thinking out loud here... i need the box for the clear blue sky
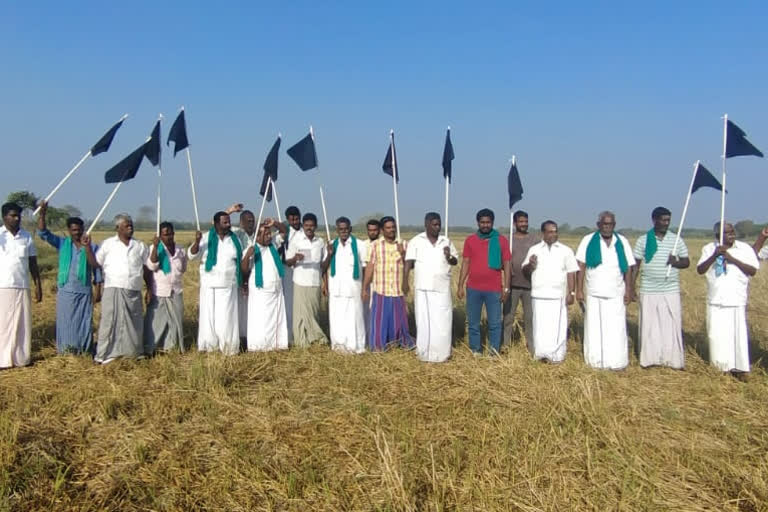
[2,1,766,231]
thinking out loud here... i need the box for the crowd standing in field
[1,199,767,379]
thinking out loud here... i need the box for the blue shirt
[37,229,102,294]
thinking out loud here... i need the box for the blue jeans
[466,288,502,354]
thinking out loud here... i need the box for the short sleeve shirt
[510,233,538,289]
[759,246,768,261]
[697,240,758,307]
[405,232,458,294]
[575,232,636,299]
[522,241,579,299]
[328,237,367,298]
[0,226,36,289]
[286,232,327,287]
[188,233,240,288]
[96,236,149,291]
[368,238,407,297]
[633,232,689,294]
[462,233,512,293]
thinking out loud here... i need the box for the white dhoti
[329,295,366,354]
[706,304,749,372]
[363,283,372,345]
[531,297,568,363]
[414,290,452,363]
[638,293,684,369]
[238,288,248,339]
[284,267,294,342]
[583,295,628,370]
[198,284,240,355]
[0,288,31,368]
[247,283,288,352]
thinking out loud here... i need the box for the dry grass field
[2,230,768,511]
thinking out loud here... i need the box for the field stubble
[1,231,768,511]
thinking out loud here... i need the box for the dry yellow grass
[2,230,768,511]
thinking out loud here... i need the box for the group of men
[0,199,765,376]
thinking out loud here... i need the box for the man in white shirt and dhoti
[521,220,578,363]
[189,211,243,355]
[276,206,303,343]
[404,212,458,363]
[575,211,636,370]
[241,219,288,352]
[83,214,149,364]
[697,222,758,377]
[326,216,368,354]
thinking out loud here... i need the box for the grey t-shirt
[510,232,538,289]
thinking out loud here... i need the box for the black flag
[287,133,317,171]
[382,133,398,182]
[144,120,161,167]
[691,161,723,194]
[725,119,763,158]
[167,110,189,156]
[104,143,147,183]
[90,117,126,156]
[260,136,281,202]
[507,159,523,208]
[442,129,454,183]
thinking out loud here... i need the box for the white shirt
[189,232,241,288]
[96,235,149,291]
[759,246,768,261]
[247,243,282,292]
[0,226,36,289]
[523,240,579,299]
[274,226,301,251]
[286,231,327,287]
[698,240,759,307]
[405,232,458,294]
[575,232,636,298]
[329,237,367,297]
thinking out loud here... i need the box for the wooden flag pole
[390,130,401,241]
[156,113,164,236]
[186,147,201,231]
[719,114,728,245]
[309,125,332,241]
[86,181,124,236]
[34,150,92,216]
[666,160,699,278]
[255,176,272,236]
[508,155,516,252]
[444,175,450,239]
[272,181,283,223]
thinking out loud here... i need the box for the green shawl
[156,242,172,275]
[204,228,243,286]
[58,237,89,287]
[330,236,360,280]
[644,229,658,264]
[585,231,628,274]
[476,229,502,270]
[254,243,285,288]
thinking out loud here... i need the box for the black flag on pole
[382,134,398,182]
[725,119,764,158]
[167,110,189,156]
[90,117,126,156]
[144,120,161,167]
[104,143,147,183]
[442,129,454,183]
[287,133,317,171]
[260,136,281,202]
[691,161,724,194]
[507,159,523,208]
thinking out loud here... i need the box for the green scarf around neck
[58,237,89,287]
[330,236,360,280]
[204,227,243,286]
[156,242,172,275]
[476,229,502,270]
[585,231,628,274]
[644,229,659,263]
[253,243,285,288]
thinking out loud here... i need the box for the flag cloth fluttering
[91,118,127,156]
[725,120,764,158]
[691,161,723,193]
[104,143,147,183]
[382,134,398,182]
[442,129,454,182]
[507,159,523,208]
[260,136,281,202]
[144,120,161,167]
[286,133,317,171]
[167,110,189,156]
